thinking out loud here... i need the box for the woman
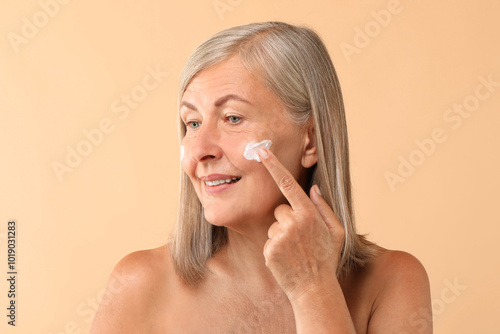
[91,22,432,333]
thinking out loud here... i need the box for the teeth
[205,177,241,186]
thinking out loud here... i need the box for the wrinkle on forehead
[181,56,276,112]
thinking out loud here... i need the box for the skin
[91,56,433,333]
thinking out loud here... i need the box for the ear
[301,119,317,168]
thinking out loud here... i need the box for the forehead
[187,56,251,89]
[182,56,278,109]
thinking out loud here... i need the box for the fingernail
[314,184,322,196]
[258,148,269,159]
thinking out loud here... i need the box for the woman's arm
[291,251,432,333]
[258,147,356,332]
[258,148,432,333]
[289,274,356,333]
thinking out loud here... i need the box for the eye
[227,115,242,124]
[186,121,201,129]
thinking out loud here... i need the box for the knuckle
[263,244,276,261]
[272,229,286,242]
[277,174,295,191]
[274,204,289,217]
[267,221,279,238]
[263,241,271,255]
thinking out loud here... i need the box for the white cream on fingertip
[244,140,272,162]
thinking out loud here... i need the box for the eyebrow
[180,94,253,111]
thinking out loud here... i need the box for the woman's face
[180,56,315,231]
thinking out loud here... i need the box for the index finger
[257,147,310,211]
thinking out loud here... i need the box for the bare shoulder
[366,246,432,333]
[371,246,430,283]
[90,244,172,334]
[111,244,171,285]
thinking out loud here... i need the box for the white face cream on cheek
[180,145,185,161]
[243,140,272,162]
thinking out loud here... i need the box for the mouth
[200,174,242,194]
[204,177,241,187]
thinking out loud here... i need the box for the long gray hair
[170,21,379,286]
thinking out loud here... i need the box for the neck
[217,222,280,291]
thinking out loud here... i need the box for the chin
[202,210,234,227]
[203,207,273,233]
[202,207,256,230]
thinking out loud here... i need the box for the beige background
[1,0,499,333]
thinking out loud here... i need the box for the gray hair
[171,21,379,286]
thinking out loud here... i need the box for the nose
[190,120,223,163]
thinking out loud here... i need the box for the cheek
[220,129,269,161]
[260,112,290,140]
[225,139,256,170]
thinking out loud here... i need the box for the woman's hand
[258,148,346,303]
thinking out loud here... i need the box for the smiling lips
[204,177,241,186]
[200,174,241,192]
